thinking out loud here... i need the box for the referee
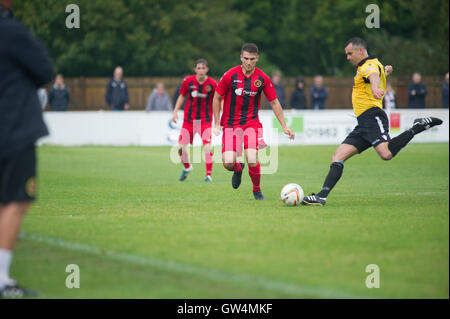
[0,0,53,297]
[302,37,443,206]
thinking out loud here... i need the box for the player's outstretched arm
[269,99,294,140]
[213,92,223,136]
[172,94,185,123]
[385,65,393,76]
[368,73,384,99]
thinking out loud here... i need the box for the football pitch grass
[13,144,448,298]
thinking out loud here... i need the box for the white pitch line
[21,231,367,299]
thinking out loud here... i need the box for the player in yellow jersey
[303,37,443,206]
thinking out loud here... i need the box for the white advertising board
[39,109,449,146]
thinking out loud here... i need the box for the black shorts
[342,107,391,153]
[0,145,37,204]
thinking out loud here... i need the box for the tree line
[13,0,449,77]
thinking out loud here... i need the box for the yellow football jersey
[352,56,386,117]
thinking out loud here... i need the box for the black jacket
[290,77,307,109]
[0,10,53,158]
[105,78,129,110]
[407,83,427,108]
[172,82,186,110]
[49,85,70,111]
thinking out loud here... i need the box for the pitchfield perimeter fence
[44,76,448,111]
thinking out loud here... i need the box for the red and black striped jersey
[179,75,217,123]
[216,66,276,128]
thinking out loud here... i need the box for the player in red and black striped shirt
[172,59,217,182]
[213,43,294,200]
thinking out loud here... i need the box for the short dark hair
[241,43,258,55]
[195,58,208,67]
[345,37,367,49]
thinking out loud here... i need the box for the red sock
[232,161,243,172]
[205,152,213,176]
[180,150,190,169]
[248,162,261,191]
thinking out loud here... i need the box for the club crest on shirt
[205,84,212,93]
[25,177,36,198]
[254,79,262,88]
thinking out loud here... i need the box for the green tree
[12,0,449,77]
[13,0,246,76]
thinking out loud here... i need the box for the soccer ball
[280,183,304,207]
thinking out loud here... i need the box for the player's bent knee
[222,155,235,170]
[223,162,234,171]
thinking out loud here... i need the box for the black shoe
[0,282,39,298]
[302,193,326,206]
[253,190,266,200]
[232,162,245,189]
[413,117,443,133]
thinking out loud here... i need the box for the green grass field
[12,144,449,298]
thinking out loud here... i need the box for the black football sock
[388,129,414,157]
[317,161,344,198]
[410,123,426,135]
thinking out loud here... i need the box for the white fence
[39,109,449,147]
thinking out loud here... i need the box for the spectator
[264,70,286,108]
[105,66,130,111]
[48,74,69,111]
[442,72,449,109]
[37,87,48,110]
[271,71,286,106]
[289,76,307,109]
[382,83,397,111]
[310,75,328,110]
[173,76,188,110]
[145,82,172,111]
[407,72,427,108]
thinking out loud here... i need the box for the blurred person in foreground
[0,0,53,297]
